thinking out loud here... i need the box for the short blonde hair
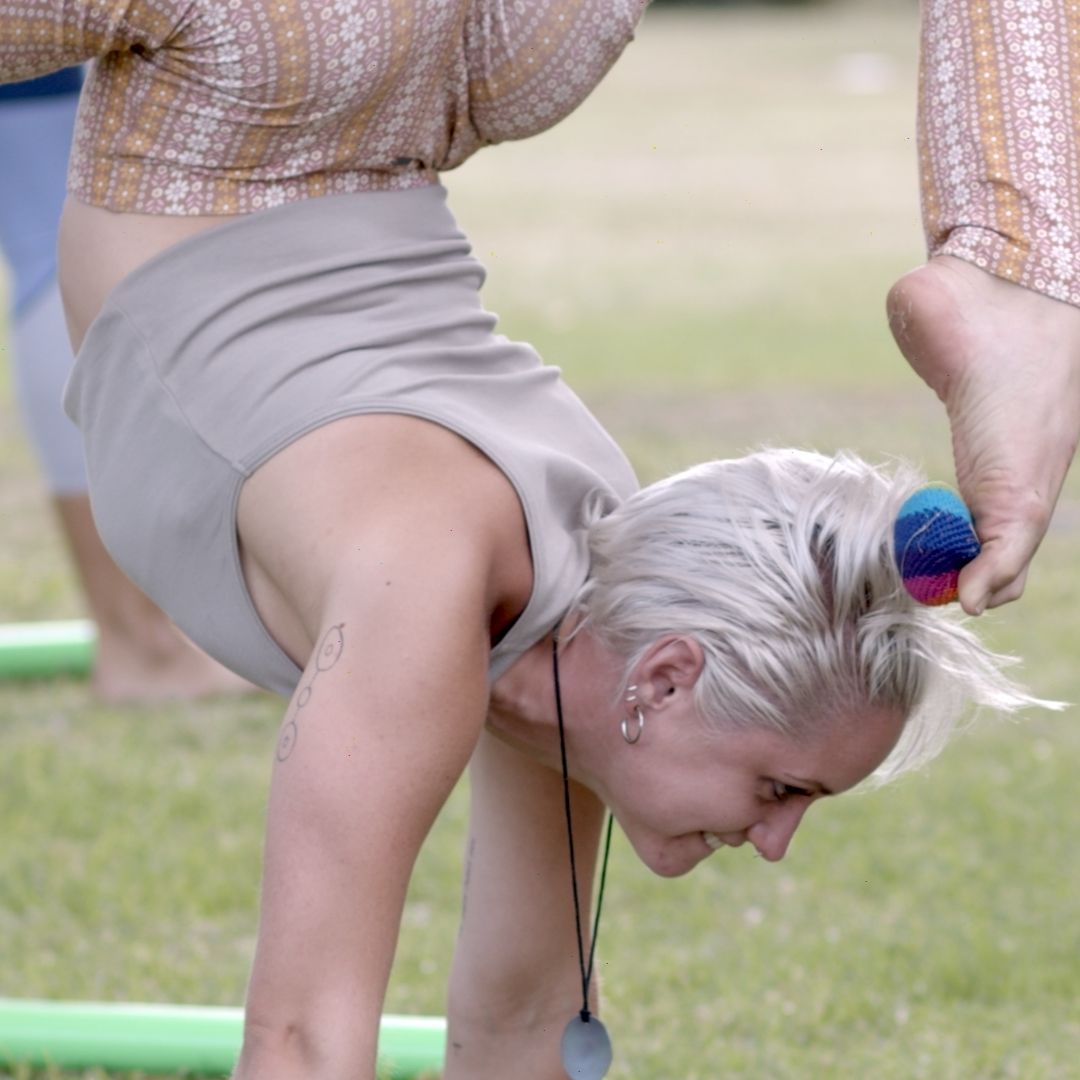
[572,448,1059,783]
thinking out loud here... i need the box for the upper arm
[0,0,180,84]
[239,550,493,1075]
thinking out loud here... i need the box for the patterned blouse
[2,0,1078,305]
[0,0,647,215]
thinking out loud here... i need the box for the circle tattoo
[274,623,346,763]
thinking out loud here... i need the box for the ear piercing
[621,685,645,745]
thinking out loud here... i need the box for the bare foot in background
[55,494,256,704]
[887,255,1080,614]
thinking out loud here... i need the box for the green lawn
[2,3,1079,1078]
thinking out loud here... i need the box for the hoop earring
[620,706,645,745]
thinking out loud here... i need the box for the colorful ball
[893,485,981,606]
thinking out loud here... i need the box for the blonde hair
[571,448,1060,783]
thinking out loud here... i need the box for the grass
[2,3,1079,1078]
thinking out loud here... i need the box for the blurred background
[2,1,1077,1077]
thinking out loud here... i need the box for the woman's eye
[772,781,811,802]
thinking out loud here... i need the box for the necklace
[552,636,615,1080]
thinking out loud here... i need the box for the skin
[888,254,1080,615]
[487,631,906,877]
[2,182,240,699]
[52,199,1072,1078]
[58,199,232,352]
[54,493,250,701]
[41,199,250,702]
[447,642,902,1079]
[232,413,538,1079]
[228,415,906,1079]
[49,134,1079,1080]
[59,202,1080,621]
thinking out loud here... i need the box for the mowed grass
[2,3,1079,1078]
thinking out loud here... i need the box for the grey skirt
[65,186,637,697]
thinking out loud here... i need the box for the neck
[487,622,619,780]
[487,631,560,766]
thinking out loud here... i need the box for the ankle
[94,601,188,665]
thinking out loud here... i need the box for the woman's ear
[634,636,705,710]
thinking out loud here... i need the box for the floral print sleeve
[0,0,182,84]
[0,0,647,216]
[920,0,1080,304]
[454,0,648,157]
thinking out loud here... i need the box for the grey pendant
[560,1014,613,1080]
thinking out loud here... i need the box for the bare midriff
[58,197,241,352]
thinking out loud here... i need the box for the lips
[702,831,725,852]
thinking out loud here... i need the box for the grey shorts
[64,185,609,697]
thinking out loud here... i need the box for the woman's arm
[445,728,607,1080]
[233,552,494,1080]
[0,0,178,83]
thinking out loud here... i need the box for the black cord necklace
[552,636,615,1080]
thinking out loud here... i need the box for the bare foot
[887,255,1080,614]
[90,630,254,708]
[91,623,257,705]
[52,493,258,704]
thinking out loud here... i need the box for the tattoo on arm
[458,835,477,934]
[276,623,345,762]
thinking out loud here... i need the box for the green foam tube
[0,620,96,679]
[0,999,446,1077]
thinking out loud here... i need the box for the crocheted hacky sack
[893,485,981,606]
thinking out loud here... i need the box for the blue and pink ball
[893,486,981,606]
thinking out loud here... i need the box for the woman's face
[595,695,905,878]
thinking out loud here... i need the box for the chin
[630,834,698,879]
[651,859,695,880]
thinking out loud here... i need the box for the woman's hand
[887,254,1080,614]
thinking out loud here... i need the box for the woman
[0,2,1065,1077]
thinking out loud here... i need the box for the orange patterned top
[0,0,647,215]
[919,0,1080,304]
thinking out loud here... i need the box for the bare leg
[887,255,1080,614]
[901,0,1080,613]
[54,494,254,702]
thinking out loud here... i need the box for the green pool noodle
[0,998,446,1077]
[0,619,96,679]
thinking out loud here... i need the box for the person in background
[0,69,249,702]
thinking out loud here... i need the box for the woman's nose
[748,799,812,862]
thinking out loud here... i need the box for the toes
[958,549,1031,615]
